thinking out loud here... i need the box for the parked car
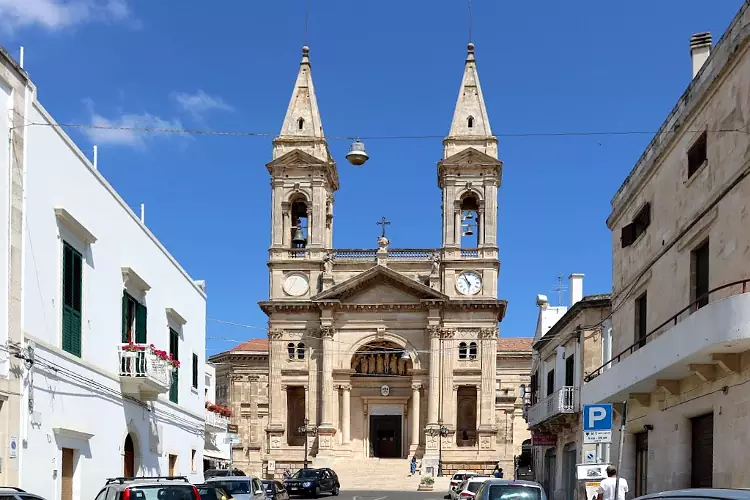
[206,476,266,500]
[283,468,340,497]
[262,480,290,500]
[95,477,199,500]
[194,484,233,500]
[451,476,491,500]
[205,469,248,479]
[635,490,750,500]
[450,472,480,492]
[0,487,47,500]
[472,479,547,500]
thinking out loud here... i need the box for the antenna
[140,203,145,223]
[19,46,24,68]
[467,0,473,43]
[304,0,310,46]
[93,145,98,170]
[551,273,568,306]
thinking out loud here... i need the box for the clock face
[283,273,309,297]
[456,271,482,295]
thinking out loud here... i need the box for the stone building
[525,274,611,500]
[582,2,750,493]
[210,42,532,478]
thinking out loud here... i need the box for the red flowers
[205,402,232,417]
[121,343,181,369]
[122,342,146,352]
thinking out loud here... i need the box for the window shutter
[62,243,82,358]
[192,354,198,388]
[135,302,147,344]
[122,292,129,343]
[621,222,636,248]
[169,328,179,404]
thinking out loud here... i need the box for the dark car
[283,468,340,498]
[0,487,47,500]
[195,484,233,500]
[262,481,290,500]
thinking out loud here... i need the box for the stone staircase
[332,458,443,491]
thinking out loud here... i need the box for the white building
[204,363,231,470]
[1,46,212,499]
[582,2,750,493]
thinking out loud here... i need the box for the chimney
[569,274,584,307]
[536,294,549,309]
[690,32,712,78]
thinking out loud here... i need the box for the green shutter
[170,369,179,404]
[62,243,82,358]
[135,302,147,344]
[169,328,179,404]
[192,354,198,388]
[122,292,129,343]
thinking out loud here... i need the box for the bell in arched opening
[345,139,369,166]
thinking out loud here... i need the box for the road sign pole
[614,401,627,500]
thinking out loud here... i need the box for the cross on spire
[376,216,391,238]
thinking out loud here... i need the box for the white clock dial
[283,273,309,297]
[456,271,482,295]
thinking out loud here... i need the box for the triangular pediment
[266,148,328,168]
[312,265,446,302]
[439,147,502,167]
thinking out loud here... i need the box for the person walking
[410,456,417,476]
[596,466,628,500]
[493,465,504,478]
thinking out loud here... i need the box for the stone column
[478,207,485,246]
[427,326,441,425]
[267,330,285,450]
[320,327,335,427]
[477,328,498,452]
[411,383,421,450]
[281,202,290,247]
[341,384,351,444]
[454,210,461,244]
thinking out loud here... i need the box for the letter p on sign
[583,404,612,431]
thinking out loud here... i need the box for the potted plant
[418,476,434,491]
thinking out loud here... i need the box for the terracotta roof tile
[496,337,533,352]
[231,338,269,353]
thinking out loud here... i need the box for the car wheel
[314,487,320,499]
[332,485,339,496]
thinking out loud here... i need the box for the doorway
[62,448,75,500]
[169,454,178,476]
[124,434,135,477]
[370,415,402,458]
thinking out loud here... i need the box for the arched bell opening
[460,194,480,248]
[290,196,309,248]
[351,341,413,377]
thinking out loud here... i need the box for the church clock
[456,271,482,295]
[283,273,310,297]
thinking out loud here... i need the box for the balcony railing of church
[460,248,479,258]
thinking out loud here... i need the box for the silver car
[473,479,547,500]
[206,476,266,500]
[636,490,750,500]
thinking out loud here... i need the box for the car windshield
[467,483,485,493]
[453,474,465,480]
[209,482,251,495]
[488,485,542,500]
[292,470,321,479]
[129,486,196,500]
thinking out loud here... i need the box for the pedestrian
[493,465,504,478]
[410,456,417,476]
[596,466,629,500]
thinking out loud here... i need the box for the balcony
[118,344,174,401]
[205,408,230,432]
[527,386,579,428]
[583,280,750,405]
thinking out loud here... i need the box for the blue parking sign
[583,404,613,431]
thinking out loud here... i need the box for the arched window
[467,116,474,128]
[297,117,305,130]
[469,342,478,359]
[290,198,309,248]
[297,343,306,360]
[458,342,468,360]
[460,195,480,248]
[287,343,296,360]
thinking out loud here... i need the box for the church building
[210,42,532,478]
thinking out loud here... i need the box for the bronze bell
[292,227,306,246]
[463,225,474,236]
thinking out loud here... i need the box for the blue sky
[1,0,742,355]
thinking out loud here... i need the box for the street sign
[584,451,596,464]
[583,404,613,431]
[576,463,609,481]
[531,433,556,446]
[227,424,239,434]
[583,430,612,444]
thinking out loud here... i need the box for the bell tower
[266,46,339,299]
[438,43,503,298]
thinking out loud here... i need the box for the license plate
[291,488,298,491]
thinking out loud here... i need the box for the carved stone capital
[441,328,456,339]
[427,326,441,339]
[229,374,244,382]
[453,384,460,391]
[268,329,285,340]
[339,384,352,392]
[411,383,422,392]
[320,326,335,339]
[479,327,498,339]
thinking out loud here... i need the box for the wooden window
[296,342,305,360]
[121,291,147,343]
[546,369,555,396]
[169,328,179,404]
[458,342,467,359]
[691,413,713,487]
[191,449,197,472]
[287,343,296,359]
[688,132,707,178]
[192,353,199,389]
[634,292,648,349]
[621,203,651,248]
[691,239,710,312]
[468,342,478,359]
[62,242,83,357]
[168,454,177,476]
[565,355,575,386]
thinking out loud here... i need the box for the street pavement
[337,491,451,500]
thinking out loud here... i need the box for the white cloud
[82,100,187,150]
[0,0,133,32]
[171,90,234,120]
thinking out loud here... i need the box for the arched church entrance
[351,341,413,458]
[124,434,136,477]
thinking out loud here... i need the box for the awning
[203,450,230,461]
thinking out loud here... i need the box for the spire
[443,43,498,159]
[273,46,330,162]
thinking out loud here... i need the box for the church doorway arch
[124,433,136,477]
[351,341,413,377]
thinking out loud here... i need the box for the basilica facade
[210,42,531,478]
